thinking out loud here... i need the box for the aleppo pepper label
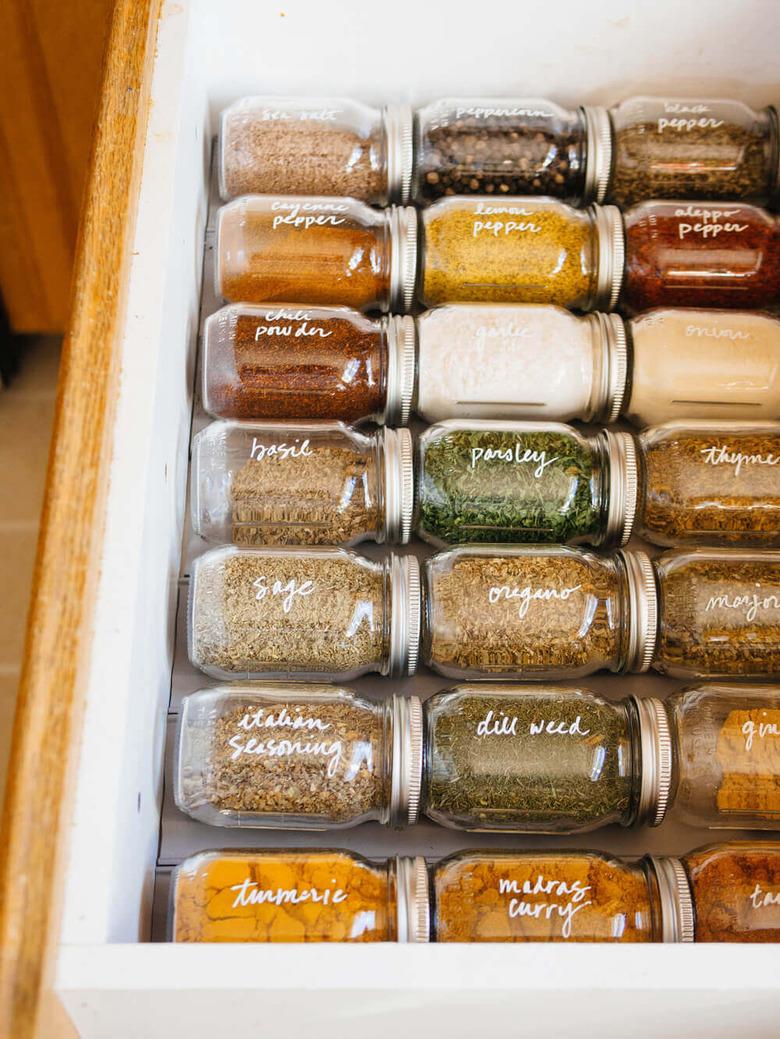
[417,426,600,547]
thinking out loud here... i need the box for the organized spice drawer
[4,1,780,1037]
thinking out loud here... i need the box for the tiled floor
[0,336,60,806]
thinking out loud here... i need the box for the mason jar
[422,546,657,680]
[188,545,420,681]
[174,685,423,829]
[416,420,637,548]
[608,97,780,206]
[415,98,611,204]
[218,97,413,203]
[215,196,417,312]
[202,304,416,425]
[636,422,780,547]
[419,197,624,310]
[191,421,414,547]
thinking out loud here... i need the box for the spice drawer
[4,1,780,1037]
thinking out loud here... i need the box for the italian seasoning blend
[175,686,423,828]
[423,546,657,680]
[416,421,636,548]
[215,196,417,312]
[202,304,416,424]
[189,546,420,681]
[415,98,611,204]
[622,202,780,312]
[682,843,780,942]
[637,422,780,547]
[654,549,780,678]
[419,197,623,310]
[609,97,780,206]
[191,421,414,547]
[218,97,413,203]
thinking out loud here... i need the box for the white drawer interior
[54,0,780,1035]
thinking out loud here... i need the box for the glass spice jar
[170,849,430,943]
[218,97,413,204]
[188,545,420,681]
[175,685,423,829]
[622,202,780,312]
[415,304,627,424]
[416,420,637,549]
[636,422,780,547]
[680,842,780,942]
[622,309,780,427]
[215,196,417,313]
[191,421,414,547]
[422,546,656,680]
[419,197,624,310]
[414,98,611,205]
[608,97,780,206]
[202,304,416,424]
[653,548,780,679]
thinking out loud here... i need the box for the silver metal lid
[388,553,421,677]
[389,694,424,826]
[585,312,628,423]
[395,855,430,943]
[631,696,674,827]
[617,549,658,673]
[382,427,415,544]
[581,106,613,204]
[384,104,414,205]
[388,206,419,314]
[590,204,625,312]
[602,430,638,547]
[647,856,695,943]
[384,314,417,425]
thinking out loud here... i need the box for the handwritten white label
[475,709,591,738]
[256,107,342,123]
[674,205,748,240]
[254,309,333,340]
[499,875,592,939]
[684,323,752,342]
[227,706,343,775]
[231,877,349,910]
[699,444,780,477]
[469,443,559,476]
[529,715,591,737]
[742,714,780,752]
[704,585,780,623]
[488,583,582,619]
[249,437,313,463]
[253,575,315,613]
[749,882,780,910]
[270,199,349,231]
[455,106,554,120]
[474,322,533,341]
[472,201,542,238]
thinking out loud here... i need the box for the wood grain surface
[0,1,161,1035]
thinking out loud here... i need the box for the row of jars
[203,303,780,428]
[175,682,780,834]
[188,544,780,682]
[215,195,780,313]
[171,842,780,943]
[192,419,780,550]
[219,95,780,207]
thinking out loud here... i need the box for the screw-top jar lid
[388,553,421,676]
[645,856,695,943]
[586,312,628,423]
[602,430,638,547]
[384,104,415,205]
[389,694,424,826]
[395,855,430,943]
[581,106,613,205]
[389,206,419,314]
[590,204,625,312]
[382,427,415,544]
[617,549,658,673]
[630,695,674,827]
[384,314,417,425]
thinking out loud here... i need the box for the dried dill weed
[654,549,780,679]
[423,546,657,680]
[637,423,780,547]
[419,196,623,310]
[175,685,423,829]
[189,546,420,681]
[192,421,413,547]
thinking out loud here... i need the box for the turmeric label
[716,708,780,816]
[172,850,394,942]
